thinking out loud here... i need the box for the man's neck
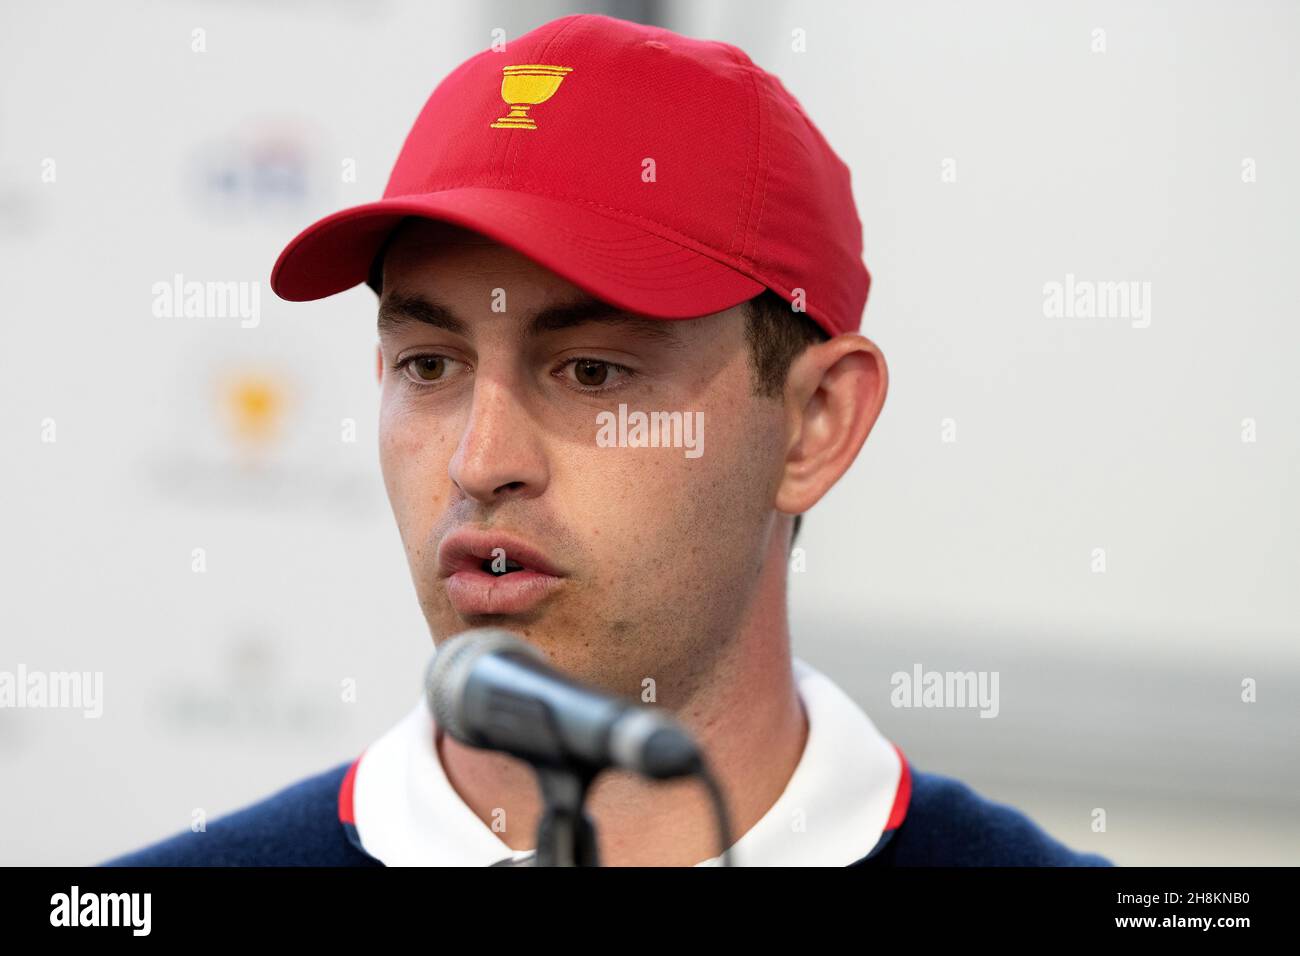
[436,531,806,866]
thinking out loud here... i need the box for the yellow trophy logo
[491,64,573,130]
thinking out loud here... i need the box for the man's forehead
[375,217,730,344]
[380,218,586,299]
[390,218,500,248]
[384,218,539,269]
[377,286,689,348]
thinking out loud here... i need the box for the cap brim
[270,186,765,318]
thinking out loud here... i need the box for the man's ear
[774,333,888,516]
[375,344,384,384]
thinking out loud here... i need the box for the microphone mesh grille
[424,628,536,740]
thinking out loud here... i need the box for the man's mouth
[436,528,564,579]
[437,528,566,616]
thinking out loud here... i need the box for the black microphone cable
[694,759,734,868]
[624,708,733,867]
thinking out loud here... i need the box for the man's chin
[428,599,563,642]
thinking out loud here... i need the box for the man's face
[376,220,788,701]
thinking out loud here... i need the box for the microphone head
[424,628,543,741]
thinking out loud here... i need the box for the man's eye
[400,355,452,384]
[560,358,630,392]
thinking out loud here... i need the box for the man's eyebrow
[377,292,468,338]
[378,291,684,348]
[527,296,684,348]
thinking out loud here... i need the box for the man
[104,14,1111,867]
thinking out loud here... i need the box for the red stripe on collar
[884,744,913,831]
[338,752,364,826]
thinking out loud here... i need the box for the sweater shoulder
[99,760,381,867]
[869,768,1114,867]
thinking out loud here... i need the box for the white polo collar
[338,656,912,866]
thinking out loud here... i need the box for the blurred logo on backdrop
[223,370,285,448]
[186,119,329,219]
[155,629,346,737]
[142,360,376,515]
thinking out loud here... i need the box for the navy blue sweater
[100,761,1113,867]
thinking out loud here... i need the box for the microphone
[424,628,703,779]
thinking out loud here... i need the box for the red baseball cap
[270,13,871,337]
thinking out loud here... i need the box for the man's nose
[447,373,549,504]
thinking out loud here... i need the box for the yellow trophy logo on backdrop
[491,65,573,130]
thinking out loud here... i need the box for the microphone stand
[533,763,601,866]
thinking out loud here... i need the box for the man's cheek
[380,420,452,544]
[582,443,722,552]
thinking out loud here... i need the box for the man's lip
[436,528,565,580]
[444,569,564,617]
